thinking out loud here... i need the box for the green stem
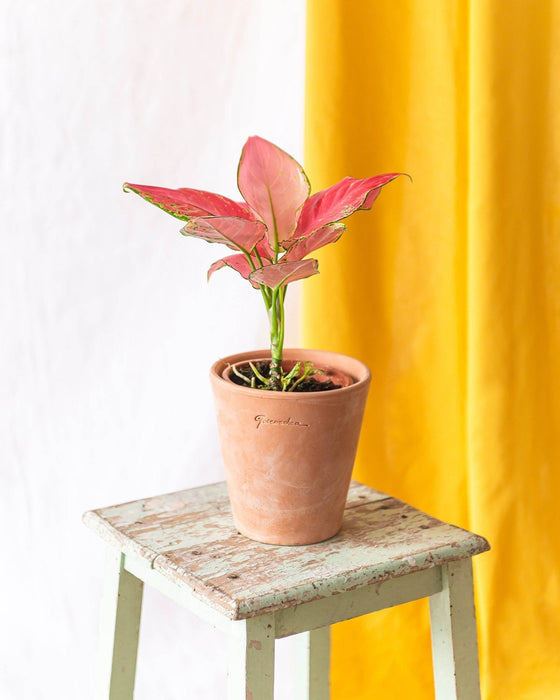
[277,286,285,357]
[243,248,287,391]
[268,287,283,390]
[244,250,271,310]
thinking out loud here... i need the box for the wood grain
[83,481,489,620]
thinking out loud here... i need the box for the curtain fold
[303,2,560,698]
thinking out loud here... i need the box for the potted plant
[124,136,403,545]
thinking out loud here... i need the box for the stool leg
[228,614,275,699]
[95,548,143,700]
[293,627,330,699]
[429,558,482,700]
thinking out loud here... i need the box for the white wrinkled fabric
[1,1,304,697]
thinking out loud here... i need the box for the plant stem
[268,287,283,390]
[243,249,287,391]
[243,250,272,310]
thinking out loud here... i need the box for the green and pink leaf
[124,183,253,221]
[208,242,275,287]
[181,216,266,253]
[208,254,260,288]
[283,222,346,261]
[294,174,402,237]
[249,259,319,290]
[237,136,310,250]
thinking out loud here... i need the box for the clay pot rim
[210,348,371,399]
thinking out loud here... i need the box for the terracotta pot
[209,348,371,545]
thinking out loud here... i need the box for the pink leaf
[123,183,253,221]
[181,216,266,253]
[237,136,310,249]
[208,254,262,288]
[208,242,274,288]
[283,222,346,261]
[252,239,276,263]
[249,259,319,290]
[294,173,402,236]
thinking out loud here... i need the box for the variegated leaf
[208,254,261,288]
[207,241,274,288]
[249,258,319,290]
[283,222,346,261]
[237,136,310,249]
[124,183,253,221]
[294,173,402,236]
[181,216,266,253]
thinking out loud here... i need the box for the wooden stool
[84,481,489,699]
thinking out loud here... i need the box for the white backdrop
[1,2,305,697]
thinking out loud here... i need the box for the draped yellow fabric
[303,2,560,698]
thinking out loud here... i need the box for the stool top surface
[83,481,489,620]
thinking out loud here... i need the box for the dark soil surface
[228,361,342,392]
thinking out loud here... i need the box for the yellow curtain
[303,1,560,698]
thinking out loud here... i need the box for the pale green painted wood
[123,554,232,634]
[274,566,442,638]
[83,481,489,621]
[429,558,481,700]
[84,480,490,699]
[96,548,143,700]
[228,614,275,699]
[293,628,330,700]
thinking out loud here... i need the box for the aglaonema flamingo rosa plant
[124,136,403,391]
